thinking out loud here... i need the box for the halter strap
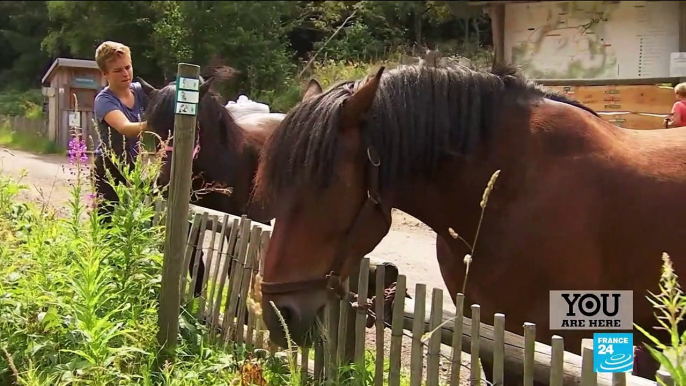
[260,143,390,299]
[164,122,201,159]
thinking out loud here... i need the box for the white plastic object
[225,94,270,119]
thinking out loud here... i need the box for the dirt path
[1,146,474,384]
[0,147,77,216]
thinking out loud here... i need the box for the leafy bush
[0,89,43,118]
[258,54,407,113]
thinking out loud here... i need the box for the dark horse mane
[145,66,245,152]
[254,63,599,203]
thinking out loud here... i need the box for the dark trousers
[92,153,206,297]
[92,153,128,223]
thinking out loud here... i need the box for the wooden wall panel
[545,84,675,129]
[597,112,666,130]
[547,85,675,115]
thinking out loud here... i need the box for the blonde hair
[95,41,131,73]
[675,82,686,97]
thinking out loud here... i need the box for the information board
[504,1,680,80]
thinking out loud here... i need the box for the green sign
[72,75,99,89]
[174,76,199,116]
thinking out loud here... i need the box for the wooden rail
[536,77,679,87]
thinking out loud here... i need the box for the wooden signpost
[157,63,201,358]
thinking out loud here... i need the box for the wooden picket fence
[153,201,675,386]
[0,114,49,137]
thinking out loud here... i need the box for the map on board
[503,1,680,80]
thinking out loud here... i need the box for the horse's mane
[489,63,599,117]
[146,66,245,152]
[254,62,598,203]
[541,89,599,117]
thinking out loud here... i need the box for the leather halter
[260,145,391,299]
[164,122,201,159]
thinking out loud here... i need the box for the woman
[92,40,149,222]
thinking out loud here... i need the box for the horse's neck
[391,164,488,250]
[386,98,595,250]
[391,102,686,258]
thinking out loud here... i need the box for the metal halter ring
[367,146,381,167]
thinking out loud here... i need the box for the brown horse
[254,62,686,382]
[138,68,279,299]
[139,70,276,225]
[139,72,324,226]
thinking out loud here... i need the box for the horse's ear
[340,66,384,131]
[136,77,157,96]
[199,77,215,100]
[303,79,323,100]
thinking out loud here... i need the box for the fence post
[157,62,201,358]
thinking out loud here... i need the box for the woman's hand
[103,110,148,138]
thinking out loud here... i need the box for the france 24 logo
[593,333,634,373]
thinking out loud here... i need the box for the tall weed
[635,252,686,385]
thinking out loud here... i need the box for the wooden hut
[473,0,686,129]
[41,58,107,150]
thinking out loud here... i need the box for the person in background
[664,82,686,128]
[92,40,149,222]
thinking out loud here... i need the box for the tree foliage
[0,1,491,110]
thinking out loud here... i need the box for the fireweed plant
[0,126,291,385]
[634,252,686,385]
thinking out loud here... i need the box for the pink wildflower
[68,136,89,165]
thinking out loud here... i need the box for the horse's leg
[92,154,119,226]
[186,219,206,298]
[633,346,660,380]
[436,234,462,303]
[436,236,493,383]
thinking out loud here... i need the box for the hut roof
[41,58,100,86]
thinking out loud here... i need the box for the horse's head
[254,68,392,346]
[139,67,242,192]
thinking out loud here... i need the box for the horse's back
[235,112,286,148]
[235,112,286,133]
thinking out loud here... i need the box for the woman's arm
[102,109,148,138]
[94,92,148,138]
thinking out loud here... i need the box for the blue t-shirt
[93,82,148,161]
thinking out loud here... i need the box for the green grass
[0,91,62,155]
[0,121,62,154]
